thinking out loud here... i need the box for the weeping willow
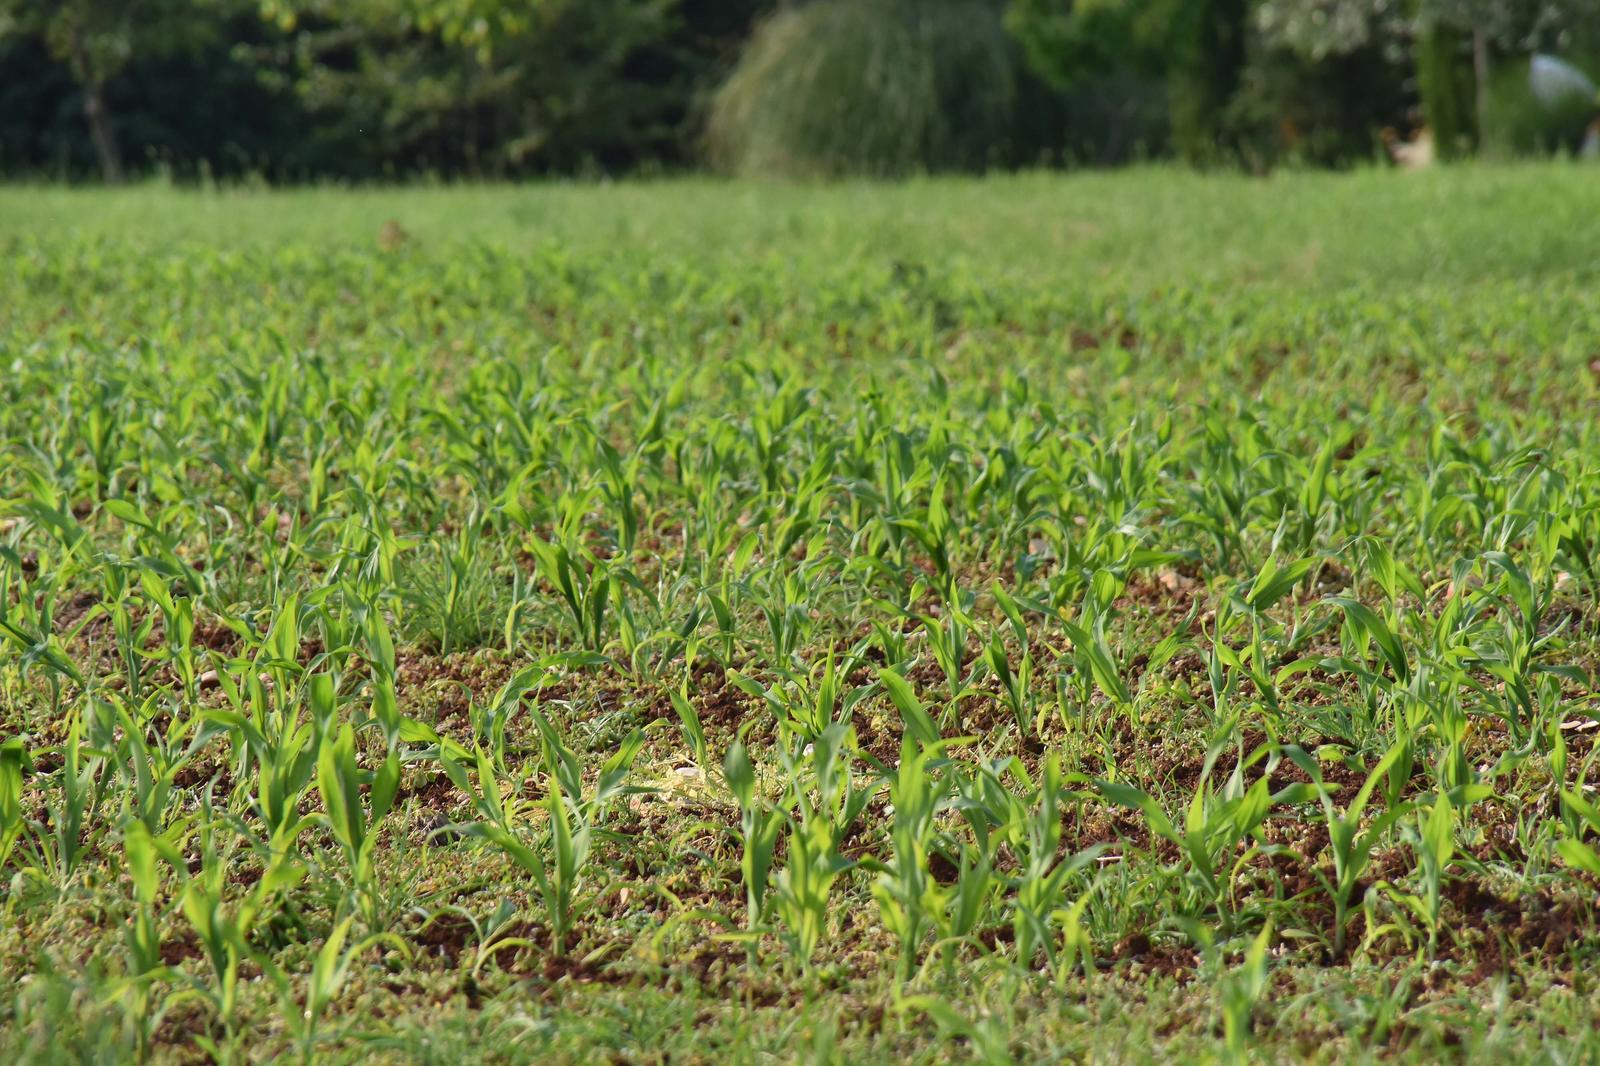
[707,0,1017,177]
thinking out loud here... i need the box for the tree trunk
[66,29,124,184]
[1414,25,1475,159]
[1472,31,1491,149]
[1168,0,1249,165]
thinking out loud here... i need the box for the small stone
[420,812,455,843]
[1157,568,1194,593]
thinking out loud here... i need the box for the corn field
[2,172,1600,1062]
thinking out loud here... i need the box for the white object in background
[1582,118,1600,161]
[1529,53,1597,108]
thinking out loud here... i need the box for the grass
[1,165,1599,1063]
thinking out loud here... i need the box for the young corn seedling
[702,585,742,669]
[254,703,320,845]
[1205,554,1321,720]
[723,738,785,944]
[271,913,405,1064]
[887,472,955,585]
[101,564,158,699]
[1008,755,1104,972]
[589,430,646,556]
[1221,921,1276,1063]
[135,566,203,701]
[1415,669,1474,795]
[1329,596,1411,693]
[877,667,945,750]
[1098,737,1310,932]
[866,736,945,983]
[115,817,199,1060]
[316,722,400,926]
[466,660,576,775]
[1464,552,1585,745]
[1059,611,1133,721]
[984,609,1036,747]
[1555,788,1600,878]
[1282,741,1414,957]
[772,722,867,972]
[615,574,697,680]
[0,735,27,876]
[101,695,190,834]
[912,761,1012,976]
[416,899,539,980]
[926,839,1000,980]
[0,551,88,718]
[1387,791,1459,955]
[755,564,818,668]
[523,533,612,651]
[867,615,912,672]
[175,809,309,1038]
[1290,430,1345,550]
[728,651,870,743]
[910,579,982,712]
[18,717,104,891]
[249,591,312,708]
[398,518,503,655]
[442,714,643,956]
[668,684,711,772]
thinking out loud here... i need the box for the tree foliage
[3,0,1600,180]
[255,0,695,175]
[1,0,770,180]
[0,0,244,179]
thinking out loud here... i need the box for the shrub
[707,0,1016,177]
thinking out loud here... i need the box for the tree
[1413,13,1475,156]
[0,0,238,181]
[1007,0,1252,164]
[255,0,761,176]
[1257,0,1600,157]
[1165,0,1249,161]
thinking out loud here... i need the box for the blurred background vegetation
[2,0,1599,183]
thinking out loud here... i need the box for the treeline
[3,0,1598,182]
